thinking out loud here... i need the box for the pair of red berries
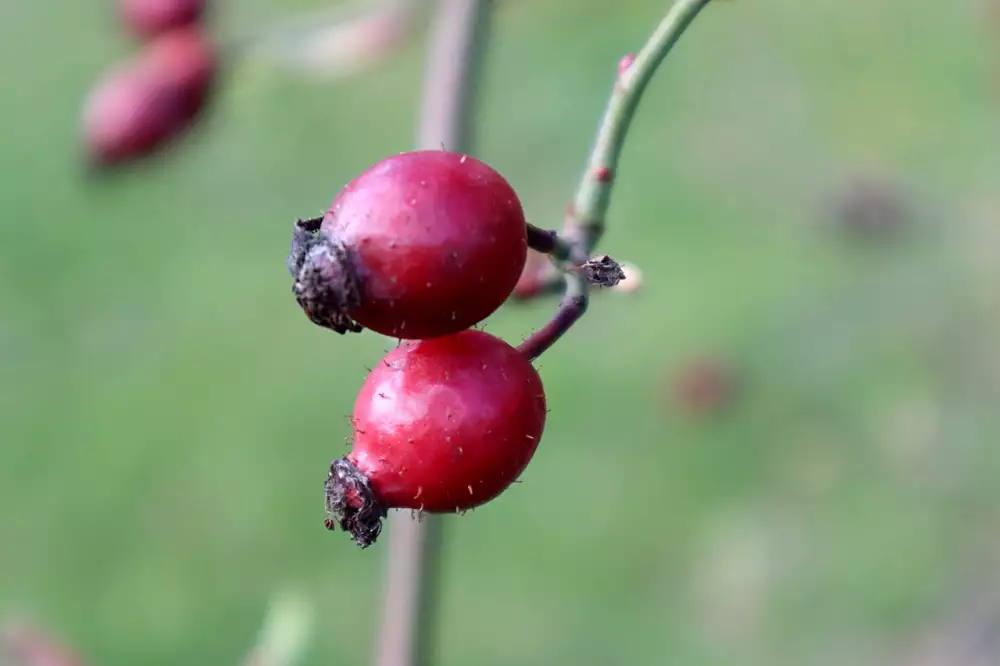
[82,0,214,167]
[288,150,548,548]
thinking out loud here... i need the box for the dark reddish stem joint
[517,288,589,362]
[525,223,560,255]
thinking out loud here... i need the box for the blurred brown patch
[668,357,738,419]
[826,175,910,241]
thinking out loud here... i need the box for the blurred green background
[4,0,1000,664]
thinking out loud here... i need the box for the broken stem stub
[288,217,364,334]
[525,223,625,289]
[579,254,625,287]
[325,457,387,548]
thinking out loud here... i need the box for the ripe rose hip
[119,0,206,40]
[141,27,217,119]
[81,29,215,167]
[287,150,528,339]
[325,329,547,548]
[81,63,185,166]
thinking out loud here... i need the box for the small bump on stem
[617,53,636,77]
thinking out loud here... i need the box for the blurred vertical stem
[373,3,493,666]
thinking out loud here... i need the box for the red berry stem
[517,0,716,301]
[517,271,588,361]
[373,3,494,666]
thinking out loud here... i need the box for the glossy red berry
[324,329,547,548]
[287,150,528,339]
[119,0,206,40]
[81,29,215,167]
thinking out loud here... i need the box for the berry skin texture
[119,0,206,40]
[288,150,529,339]
[81,28,215,167]
[324,330,547,548]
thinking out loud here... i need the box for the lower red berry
[324,329,547,548]
[287,150,529,339]
[82,64,184,166]
[81,28,215,167]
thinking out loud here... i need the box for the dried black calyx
[581,254,625,288]
[286,216,323,277]
[288,217,363,335]
[324,457,387,549]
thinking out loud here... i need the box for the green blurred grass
[3,0,1000,665]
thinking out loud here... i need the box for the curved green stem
[520,0,714,359]
[567,0,715,252]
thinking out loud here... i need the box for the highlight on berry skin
[323,329,547,548]
[287,150,529,340]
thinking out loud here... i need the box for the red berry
[287,150,528,339]
[324,329,547,548]
[140,27,216,119]
[119,0,205,40]
[81,29,215,167]
[81,63,185,166]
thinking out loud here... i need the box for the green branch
[518,0,715,358]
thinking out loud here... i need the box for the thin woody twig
[373,5,493,666]
[517,271,589,362]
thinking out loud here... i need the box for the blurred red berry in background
[119,0,206,40]
[81,28,216,167]
[670,357,737,419]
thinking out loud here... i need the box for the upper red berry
[119,0,206,40]
[324,329,547,547]
[287,150,529,339]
